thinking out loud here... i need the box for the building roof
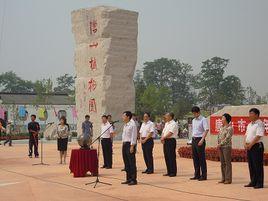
[0,92,75,105]
[210,104,268,116]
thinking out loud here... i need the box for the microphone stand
[33,123,53,165]
[33,132,49,166]
[85,122,118,188]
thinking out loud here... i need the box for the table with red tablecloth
[69,149,98,177]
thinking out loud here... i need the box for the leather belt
[141,137,153,140]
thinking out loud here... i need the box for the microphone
[111,120,119,124]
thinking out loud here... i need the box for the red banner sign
[210,116,268,135]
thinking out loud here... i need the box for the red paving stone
[0,140,267,201]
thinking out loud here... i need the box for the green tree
[139,84,172,116]
[142,58,196,117]
[220,75,245,105]
[171,99,194,119]
[134,70,146,115]
[244,86,263,104]
[54,74,75,94]
[260,93,268,104]
[34,78,54,104]
[195,57,229,108]
[0,71,35,93]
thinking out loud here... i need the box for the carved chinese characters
[72,6,138,137]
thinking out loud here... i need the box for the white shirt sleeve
[256,122,265,137]
[149,123,155,133]
[131,125,137,145]
[168,123,177,134]
[202,118,209,131]
[109,125,114,134]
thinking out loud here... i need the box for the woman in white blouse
[57,116,69,164]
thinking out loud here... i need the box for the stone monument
[71,6,138,139]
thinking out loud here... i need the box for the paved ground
[0,140,267,201]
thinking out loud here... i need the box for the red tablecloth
[69,149,98,177]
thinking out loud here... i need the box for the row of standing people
[24,107,265,188]
[99,107,264,188]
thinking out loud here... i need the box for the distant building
[0,92,77,134]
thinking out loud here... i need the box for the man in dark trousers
[161,112,178,177]
[139,112,155,174]
[121,111,138,185]
[244,108,265,189]
[100,115,114,169]
[190,106,209,181]
[28,115,40,158]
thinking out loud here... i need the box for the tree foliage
[136,58,196,118]
[0,71,74,95]
[139,84,172,116]
[195,57,245,108]
[54,74,75,95]
[0,71,35,93]
[34,78,54,104]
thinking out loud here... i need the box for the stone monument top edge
[71,5,138,15]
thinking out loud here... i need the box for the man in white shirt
[121,111,138,185]
[244,108,265,189]
[190,106,209,181]
[120,116,139,172]
[161,112,178,177]
[100,115,114,169]
[139,112,155,174]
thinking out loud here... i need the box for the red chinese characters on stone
[89,57,97,70]
[210,116,268,135]
[89,42,98,48]
[89,98,97,113]
[88,79,97,92]
[237,118,247,133]
[89,20,97,35]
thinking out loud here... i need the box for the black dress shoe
[101,165,106,169]
[169,174,176,177]
[254,185,263,189]
[121,168,126,171]
[190,177,200,180]
[198,177,207,181]
[121,180,131,184]
[142,170,148,174]
[163,173,169,176]
[244,183,254,187]
[146,171,154,174]
[105,167,112,169]
[128,181,137,186]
